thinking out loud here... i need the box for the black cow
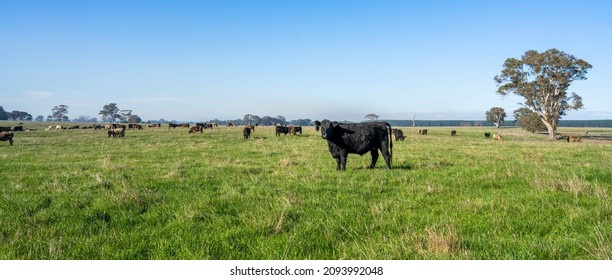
[275,125,289,136]
[243,127,251,139]
[484,132,491,138]
[0,132,14,145]
[451,130,457,136]
[418,129,428,135]
[317,119,393,170]
[0,126,11,132]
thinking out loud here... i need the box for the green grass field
[0,121,610,259]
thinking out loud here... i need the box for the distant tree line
[2,104,610,127]
[383,119,612,128]
[0,106,33,121]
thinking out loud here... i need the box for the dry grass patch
[415,226,467,258]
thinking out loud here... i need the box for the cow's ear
[331,121,339,127]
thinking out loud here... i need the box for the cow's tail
[385,122,393,166]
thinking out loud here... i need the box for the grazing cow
[196,123,214,129]
[418,129,428,135]
[13,126,24,132]
[392,128,406,141]
[168,123,179,129]
[128,124,143,130]
[147,123,161,128]
[107,127,125,137]
[45,125,53,131]
[227,123,235,127]
[67,125,80,129]
[245,124,256,131]
[178,123,190,128]
[55,125,64,130]
[451,130,457,136]
[567,136,582,143]
[275,125,289,136]
[0,126,10,132]
[189,126,203,134]
[484,132,491,138]
[0,132,14,145]
[493,134,503,140]
[287,126,301,136]
[318,119,393,170]
[243,127,251,139]
[93,125,103,130]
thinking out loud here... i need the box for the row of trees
[0,106,34,121]
[0,49,597,137]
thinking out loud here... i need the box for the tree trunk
[542,120,557,140]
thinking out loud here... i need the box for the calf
[317,119,393,170]
[288,126,301,135]
[418,129,428,135]
[567,136,582,143]
[243,127,251,139]
[392,128,406,141]
[451,130,457,136]
[0,132,14,145]
[493,134,503,141]
[484,132,491,138]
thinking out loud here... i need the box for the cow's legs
[333,156,342,170]
[380,142,392,169]
[9,138,13,146]
[369,147,379,168]
[340,150,348,171]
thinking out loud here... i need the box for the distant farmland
[0,121,610,259]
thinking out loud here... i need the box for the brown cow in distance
[0,132,14,145]
[107,127,125,137]
[567,136,582,143]
[493,134,503,140]
[189,126,203,134]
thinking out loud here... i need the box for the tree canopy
[514,107,546,133]
[494,49,592,139]
[48,105,69,122]
[99,103,121,123]
[0,106,8,120]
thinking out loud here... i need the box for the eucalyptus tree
[485,107,506,128]
[494,49,591,139]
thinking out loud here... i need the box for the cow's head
[319,119,338,139]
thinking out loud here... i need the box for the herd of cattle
[0,122,586,167]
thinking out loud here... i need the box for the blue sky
[1,0,611,121]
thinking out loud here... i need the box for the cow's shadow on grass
[350,164,413,171]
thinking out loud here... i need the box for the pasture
[0,121,610,259]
